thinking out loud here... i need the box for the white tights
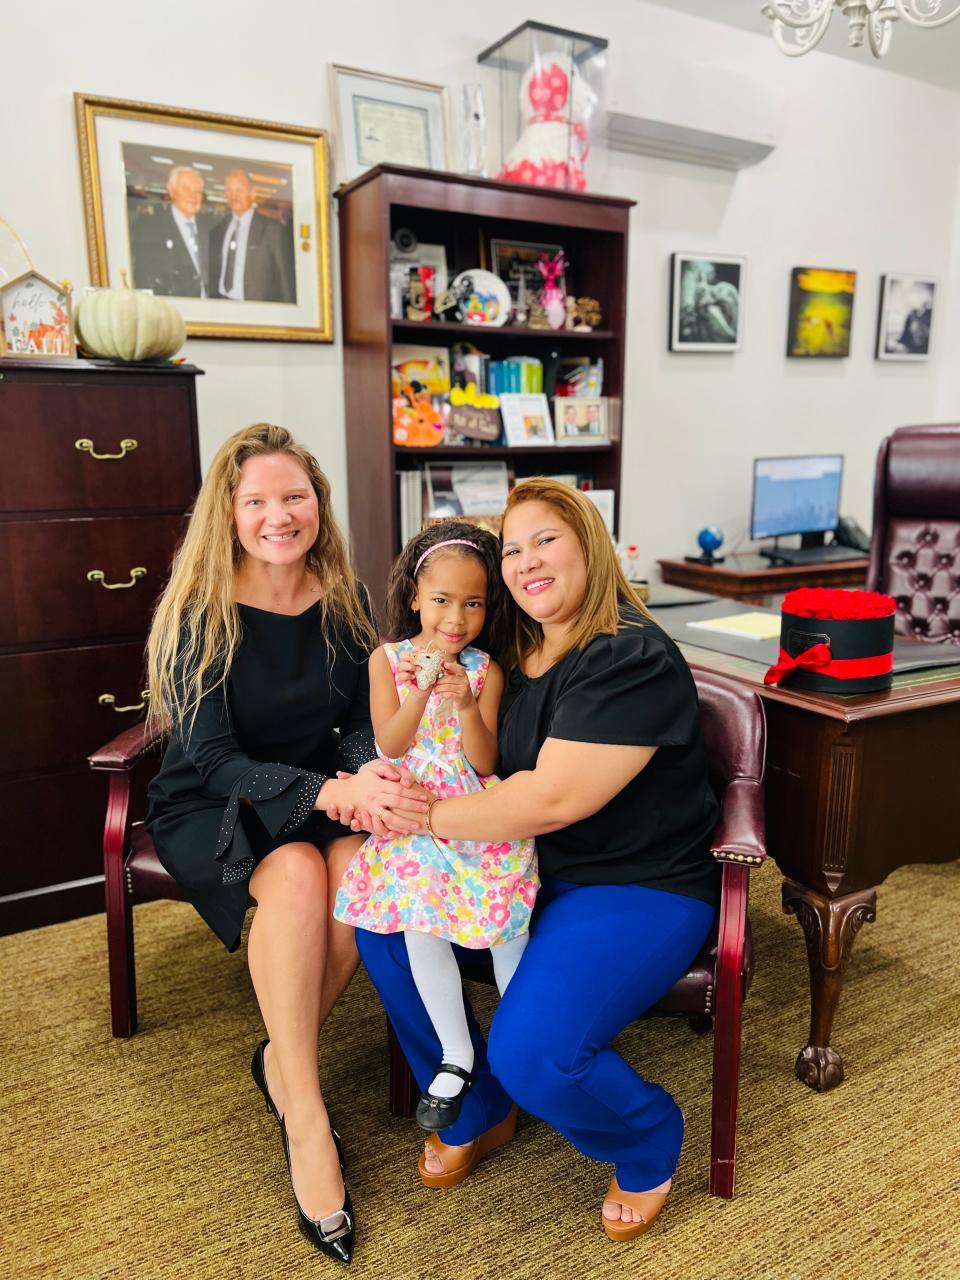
[404,930,528,1098]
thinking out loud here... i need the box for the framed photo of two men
[74,94,333,341]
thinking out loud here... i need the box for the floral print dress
[333,641,538,947]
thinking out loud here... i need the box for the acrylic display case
[478,20,607,192]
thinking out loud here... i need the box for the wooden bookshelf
[335,164,634,613]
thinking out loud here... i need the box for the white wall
[3,0,959,576]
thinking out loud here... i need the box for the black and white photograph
[669,252,744,352]
[875,273,936,360]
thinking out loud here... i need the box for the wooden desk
[668,618,960,1091]
[658,554,867,606]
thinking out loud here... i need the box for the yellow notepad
[687,612,782,640]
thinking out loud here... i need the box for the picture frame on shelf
[786,267,856,358]
[875,274,935,361]
[329,65,452,184]
[0,271,76,358]
[669,252,744,352]
[488,237,566,308]
[500,392,555,446]
[554,395,608,444]
[75,93,332,342]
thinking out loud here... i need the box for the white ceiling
[643,0,960,92]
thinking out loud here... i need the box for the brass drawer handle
[98,690,149,714]
[75,437,138,461]
[87,567,147,590]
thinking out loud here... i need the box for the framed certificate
[329,65,452,184]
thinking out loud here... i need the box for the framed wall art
[669,253,744,352]
[74,93,333,341]
[329,65,452,184]
[875,274,935,361]
[786,267,856,358]
[0,271,75,358]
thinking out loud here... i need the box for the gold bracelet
[425,795,444,841]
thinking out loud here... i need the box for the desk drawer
[0,381,197,514]
[0,514,185,648]
[1,642,147,776]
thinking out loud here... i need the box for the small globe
[697,526,724,555]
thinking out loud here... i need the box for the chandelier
[761,0,960,58]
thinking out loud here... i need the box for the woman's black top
[498,608,720,907]
[146,602,374,950]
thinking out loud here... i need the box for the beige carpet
[4,859,959,1280]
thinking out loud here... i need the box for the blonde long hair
[147,423,376,734]
[503,477,655,669]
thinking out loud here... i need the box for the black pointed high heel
[250,1040,346,1171]
[415,1062,475,1132]
[280,1116,355,1264]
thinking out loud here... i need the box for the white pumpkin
[76,289,186,361]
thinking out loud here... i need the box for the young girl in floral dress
[334,521,538,1130]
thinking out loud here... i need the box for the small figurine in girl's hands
[333,521,538,1131]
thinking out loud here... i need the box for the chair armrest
[89,720,164,772]
[710,776,767,866]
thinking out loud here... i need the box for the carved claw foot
[795,1044,844,1092]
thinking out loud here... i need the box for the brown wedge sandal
[601,1175,670,1242]
[417,1105,518,1190]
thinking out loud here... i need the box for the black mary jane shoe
[280,1116,355,1264]
[251,1040,346,1171]
[415,1062,475,1133]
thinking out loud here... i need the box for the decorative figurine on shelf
[537,251,568,331]
[497,51,597,192]
[575,296,602,330]
[526,300,551,329]
[434,275,475,322]
[514,274,529,327]
[685,526,725,566]
[406,272,432,323]
[392,382,445,447]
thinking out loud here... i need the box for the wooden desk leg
[781,879,877,1092]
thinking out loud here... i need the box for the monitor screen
[751,454,843,540]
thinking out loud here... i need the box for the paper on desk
[687,612,782,640]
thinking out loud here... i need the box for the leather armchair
[866,423,960,643]
[386,666,768,1199]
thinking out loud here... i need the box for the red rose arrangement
[782,588,895,621]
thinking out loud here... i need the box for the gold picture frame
[75,93,333,342]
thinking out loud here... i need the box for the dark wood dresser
[0,358,202,934]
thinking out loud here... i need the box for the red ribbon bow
[764,642,833,686]
[764,642,893,687]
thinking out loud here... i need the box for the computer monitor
[751,454,843,548]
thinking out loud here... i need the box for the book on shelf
[392,345,451,397]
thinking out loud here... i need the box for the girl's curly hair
[383,520,512,662]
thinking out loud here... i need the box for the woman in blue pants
[351,479,720,1240]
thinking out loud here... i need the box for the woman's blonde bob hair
[502,476,655,668]
[147,423,376,734]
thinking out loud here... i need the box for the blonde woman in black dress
[145,424,429,1263]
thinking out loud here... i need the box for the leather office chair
[385,667,768,1199]
[866,423,960,643]
[89,721,182,1038]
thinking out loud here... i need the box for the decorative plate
[449,269,511,327]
